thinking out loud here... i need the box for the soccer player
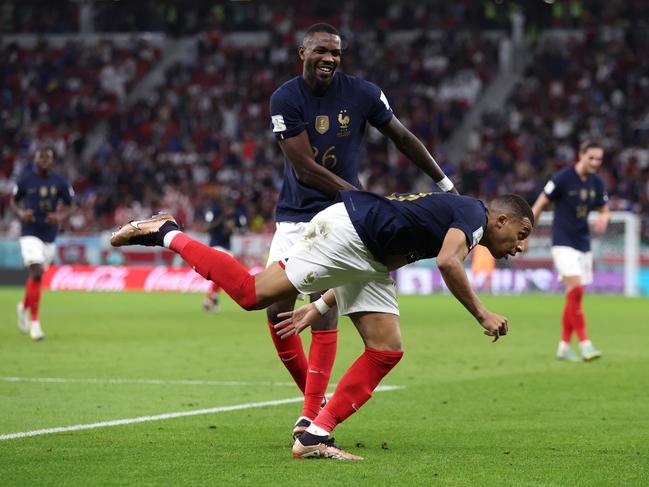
[530,140,609,361]
[111,190,534,460]
[267,23,457,438]
[11,148,75,340]
[201,200,242,313]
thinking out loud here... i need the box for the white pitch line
[0,385,403,441]
[0,376,297,387]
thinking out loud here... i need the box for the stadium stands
[1,0,647,243]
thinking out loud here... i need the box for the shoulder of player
[271,76,301,97]
[337,72,381,95]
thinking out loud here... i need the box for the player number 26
[312,145,337,169]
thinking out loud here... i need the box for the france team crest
[315,115,329,134]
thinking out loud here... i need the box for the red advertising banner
[43,265,213,292]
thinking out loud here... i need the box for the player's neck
[302,74,332,96]
[574,162,588,180]
[36,169,50,179]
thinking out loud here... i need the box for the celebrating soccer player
[267,22,457,440]
[530,140,610,361]
[12,148,75,340]
[111,190,533,460]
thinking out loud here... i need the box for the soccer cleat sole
[110,213,177,247]
[292,439,363,461]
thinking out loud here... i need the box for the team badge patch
[315,115,329,134]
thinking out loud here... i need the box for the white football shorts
[267,221,312,266]
[551,245,593,285]
[282,203,399,317]
[19,236,56,268]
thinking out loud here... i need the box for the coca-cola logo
[143,267,211,292]
[49,266,128,291]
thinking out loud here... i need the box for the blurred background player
[11,148,75,340]
[267,23,457,436]
[110,191,534,460]
[201,198,244,313]
[530,140,609,361]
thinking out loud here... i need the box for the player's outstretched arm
[436,229,508,342]
[377,117,457,194]
[275,289,336,339]
[593,204,610,234]
[530,192,550,226]
[278,131,357,197]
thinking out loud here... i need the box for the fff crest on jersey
[40,186,48,198]
[580,189,588,201]
[315,115,329,134]
[337,109,351,137]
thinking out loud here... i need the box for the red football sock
[24,277,41,321]
[169,233,257,310]
[267,321,308,394]
[561,300,573,343]
[209,282,221,296]
[301,330,338,419]
[567,286,588,341]
[313,347,403,433]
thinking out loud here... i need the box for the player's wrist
[313,297,331,315]
[436,176,454,192]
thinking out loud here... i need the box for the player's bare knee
[311,306,338,331]
[265,299,296,324]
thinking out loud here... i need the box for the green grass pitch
[1,289,648,486]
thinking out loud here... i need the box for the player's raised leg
[111,214,298,310]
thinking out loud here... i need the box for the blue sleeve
[269,86,306,140]
[594,177,608,207]
[544,171,565,202]
[450,202,486,250]
[12,177,26,202]
[59,177,74,205]
[359,80,393,128]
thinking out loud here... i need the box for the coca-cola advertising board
[42,265,261,292]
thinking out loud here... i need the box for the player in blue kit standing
[267,23,457,438]
[11,148,75,340]
[530,140,609,361]
[110,190,534,460]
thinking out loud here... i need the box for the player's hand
[274,303,320,339]
[593,215,608,234]
[19,209,35,223]
[45,212,61,225]
[477,310,509,342]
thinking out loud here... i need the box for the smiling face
[300,31,341,93]
[484,214,533,260]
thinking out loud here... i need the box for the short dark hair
[490,194,535,226]
[579,139,603,153]
[303,23,340,42]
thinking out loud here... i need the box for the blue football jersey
[270,72,394,222]
[13,166,74,243]
[543,167,608,251]
[339,190,488,265]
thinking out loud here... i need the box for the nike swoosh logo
[129,219,148,229]
[308,369,323,374]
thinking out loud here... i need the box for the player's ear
[298,45,306,61]
[497,213,509,228]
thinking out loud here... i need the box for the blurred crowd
[458,24,649,240]
[1,0,648,243]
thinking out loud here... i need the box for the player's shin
[165,232,258,311]
[267,320,308,394]
[312,347,403,433]
[302,329,338,419]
